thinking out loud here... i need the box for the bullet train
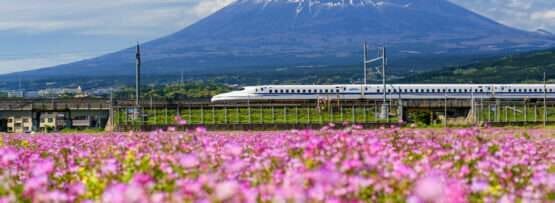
[211,84,555,102]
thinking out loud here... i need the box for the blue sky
[0,0,553,74]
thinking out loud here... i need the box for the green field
[475,105,555,122]
[115,106,400,126]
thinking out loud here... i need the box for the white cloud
[0,53,97,74]
[531,10,555,21]
[0,0,234,36]
[192,0,235,17]
[450,0,555,32]
[0,0,236,73]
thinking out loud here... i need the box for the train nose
[211,94,225,102]
[211,92,237,102]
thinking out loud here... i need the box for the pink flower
[102,184,126,203]
[31,159,55,176]
[224,143,243,156]
[195,126,207,134]
[43,190,69,202]
[130,173,154,187]
[414,175,445,202]
[470,180,488,193]
[178,120,188,125]
[24,175,48,197]
[0,149,17,165]
[101,159,119,174]
[179,154,200,168]
[214,181,239,200]
[66,182,86,197]
[175,116,188,126]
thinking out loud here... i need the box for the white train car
[211,84,555,102]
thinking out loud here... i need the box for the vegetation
[399,48,555,83]
[113,81,232,99]
[114,105,397,126]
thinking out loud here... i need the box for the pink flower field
[0,127,554,203]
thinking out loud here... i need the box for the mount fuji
[4,0,554,80]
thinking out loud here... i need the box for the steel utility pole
[544,72,547,128]
[135,43,142,113]
[363,45,388,120]
[363,42,368,86]
[381,47,388,122]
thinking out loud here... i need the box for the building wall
[4,111,34,133]
[0,110,109,133]
[39,112,67,132]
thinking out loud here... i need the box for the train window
[377,89,381,93]
[324,89,328,93]
[303,90,306,93]
[269,90,273,94]
[480,89,484,93]
[336,89,340,93]
[365,88,368,91]
[387,89,391,93]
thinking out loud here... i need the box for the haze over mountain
[3,0,554,81]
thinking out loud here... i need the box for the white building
[39,113,67,132]
[7,116,33,133]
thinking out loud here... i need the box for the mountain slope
[399,48,555,83]
[3,0,554,80]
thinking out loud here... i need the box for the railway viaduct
[0,98,552,132]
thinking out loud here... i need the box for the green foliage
[60,128,104,133]
[400,49,555,83]
[408,111,431,126]
[114,81,232,99]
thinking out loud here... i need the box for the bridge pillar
[397,99,404,123]
[496,99,501,122]
[379,104,388,121]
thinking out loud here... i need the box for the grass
[114,106,399,126]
